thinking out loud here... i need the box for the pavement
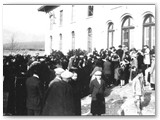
[81,81,155,116]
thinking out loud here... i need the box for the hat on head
[138,73,143,79]
[79,55,84,58]
[54,68,65,75]
[120,61,126,67]
[72,72,78,81]
[70,66,78,70]
[94,71,102,76]
[118,45,122,48]
[61,70,73,79]
[152,54,155,57]
[39,58,45,62]
[29,61,40,69]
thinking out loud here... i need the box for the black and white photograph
[2,3,156,117]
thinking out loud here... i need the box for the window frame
[107,22,114,49]
[121,16,135,50]
[143,14,155,49]
[59,33,62,51]
[72,31,75,50]
[60,10,63,26]
[88,6,94,17]
[87,28,92,52]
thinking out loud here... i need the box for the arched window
[88,28,92,52]
[107,22,114,48]
[143,14,155,49]
[59,33,62,51]
[121,16,134,49]
[50,15,54,30]
[49,11,55,30]
[60,10,63,26]
[71,5,76,22]
[72,31,75,50]
[88,6,94,17]
[50,35,53,53]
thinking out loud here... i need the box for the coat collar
[94,78,104,87]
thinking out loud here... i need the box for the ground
[81,82,155,116]
[3,81,155,116]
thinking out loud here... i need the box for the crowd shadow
[104,86,113,97]
[141,92,152,109]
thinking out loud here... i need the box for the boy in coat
[89,71,105,116]
[132,72,145,115]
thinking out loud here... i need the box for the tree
[10,33,19,55]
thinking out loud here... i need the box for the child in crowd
[132,71,145,115]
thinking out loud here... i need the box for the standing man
[26,62,43,115]
[89,71,106,116]
[116,45,124,61]
[102,56,112,87]
[42,70,75,116]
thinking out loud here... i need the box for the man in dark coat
[26,63,43,115]
[116,45,124,61]
[89,71,105,116]
[42,70,75,116]
[3,58,16,115]
[69,68,81,115]
[102,56,112,87]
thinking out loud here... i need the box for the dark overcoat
[26,76,43,111]
[103,60,112,75]
[42,79,75,116]
[69,80,81,115]
[89,78,105,115]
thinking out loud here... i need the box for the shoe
[137,111,142,115]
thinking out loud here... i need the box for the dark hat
[118,45,122,48]
[29,61,40,69]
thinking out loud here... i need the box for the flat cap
[61,70,73,79]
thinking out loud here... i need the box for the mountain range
[3,29,45,50]
[3,41,45,50]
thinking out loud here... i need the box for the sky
[3,5,49,42]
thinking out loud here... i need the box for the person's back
[26,75,42,115]
[42,80,65,115]
[137,52,144,70]
[103,59,112,75]
[42,76,75,115]
[26,77,39,97]
[116,49,124,60]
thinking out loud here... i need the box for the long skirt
[91,98,105,115]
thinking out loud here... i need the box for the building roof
[38,5,59,13]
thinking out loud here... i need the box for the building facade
[38,5,155,55]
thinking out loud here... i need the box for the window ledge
[86,16,93,19]
[71,21,76,24]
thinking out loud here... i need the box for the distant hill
[3,41,45,50]
[3,28,45,50]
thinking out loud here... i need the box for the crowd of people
[3,45,155,116]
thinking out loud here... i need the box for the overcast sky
[3,5,49,35]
